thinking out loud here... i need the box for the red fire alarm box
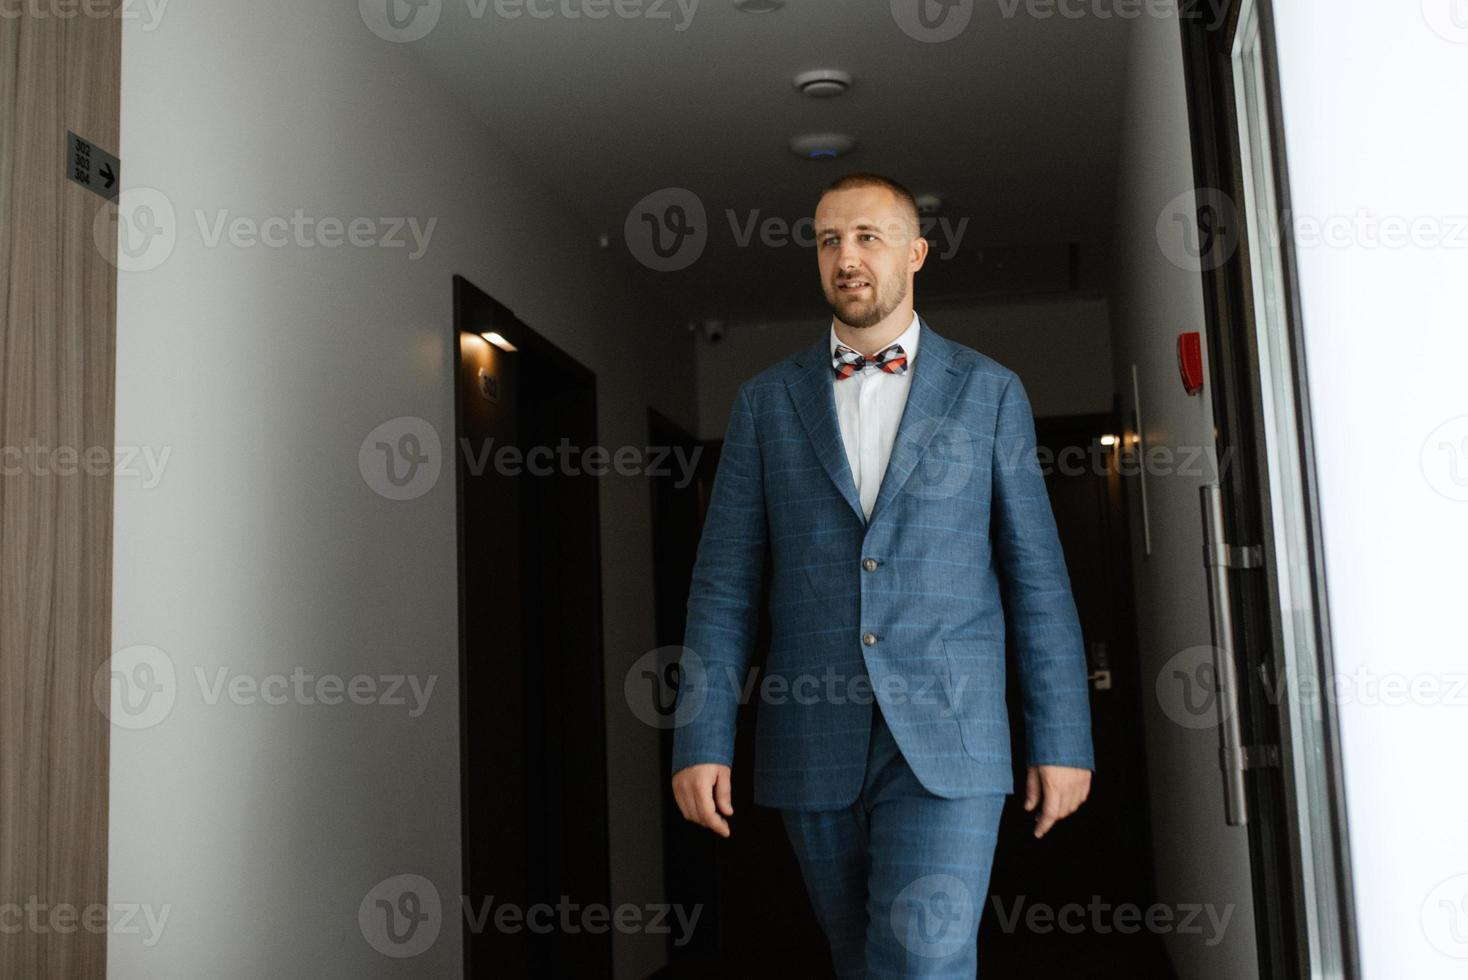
[1178,332,1204,395]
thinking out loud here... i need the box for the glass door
[1180,0,1360,976]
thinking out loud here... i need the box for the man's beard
[824,274,907,329]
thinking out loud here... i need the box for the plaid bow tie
[832,342,908,381]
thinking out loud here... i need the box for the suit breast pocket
[941,637,1009,760]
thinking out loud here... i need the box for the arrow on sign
[99,163,116,189]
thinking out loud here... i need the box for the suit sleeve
[990,373,1096,772]
[671,381,768,772]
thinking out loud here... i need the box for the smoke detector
[789,133,856,159]
[793,69,853,98]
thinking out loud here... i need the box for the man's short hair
[817,172,922,237]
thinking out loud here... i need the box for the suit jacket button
[862,631,877,646]
[862,557,878,572]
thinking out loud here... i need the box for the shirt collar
[829,310,921,365]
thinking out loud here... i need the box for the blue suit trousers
[780,698,1006,978]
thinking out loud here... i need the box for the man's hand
[672,764,735,838]
[1024,764,1091,839]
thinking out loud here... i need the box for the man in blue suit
[671,172,1094,976]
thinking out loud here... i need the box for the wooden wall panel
[1,3,120,978]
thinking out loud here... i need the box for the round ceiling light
[793,69,853,98]
[789,133,856,159]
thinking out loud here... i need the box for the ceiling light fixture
[789,133,856,159]
[792,69,853,98]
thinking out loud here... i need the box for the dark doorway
[981,410,1172,978]
[649,411,832,977]
[453,275,612,978]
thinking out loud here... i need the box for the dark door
[454,275,613,978]
[650,414,832,977]
[980,412,1173,978]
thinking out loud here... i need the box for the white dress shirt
[829,311,921,520]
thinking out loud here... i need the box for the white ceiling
[399,0,1133,324]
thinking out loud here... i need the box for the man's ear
[909,235,930,274]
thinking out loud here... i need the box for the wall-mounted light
[480,331,517,352]
[1100,433,1119,447]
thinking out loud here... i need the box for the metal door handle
[1199,483,1252,826]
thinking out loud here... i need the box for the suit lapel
[868,318,965,525]
[785,316,966,528]
[787,331,866,524]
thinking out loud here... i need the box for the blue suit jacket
[671,316,1095,810]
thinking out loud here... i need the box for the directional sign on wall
[66,130,120,201]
